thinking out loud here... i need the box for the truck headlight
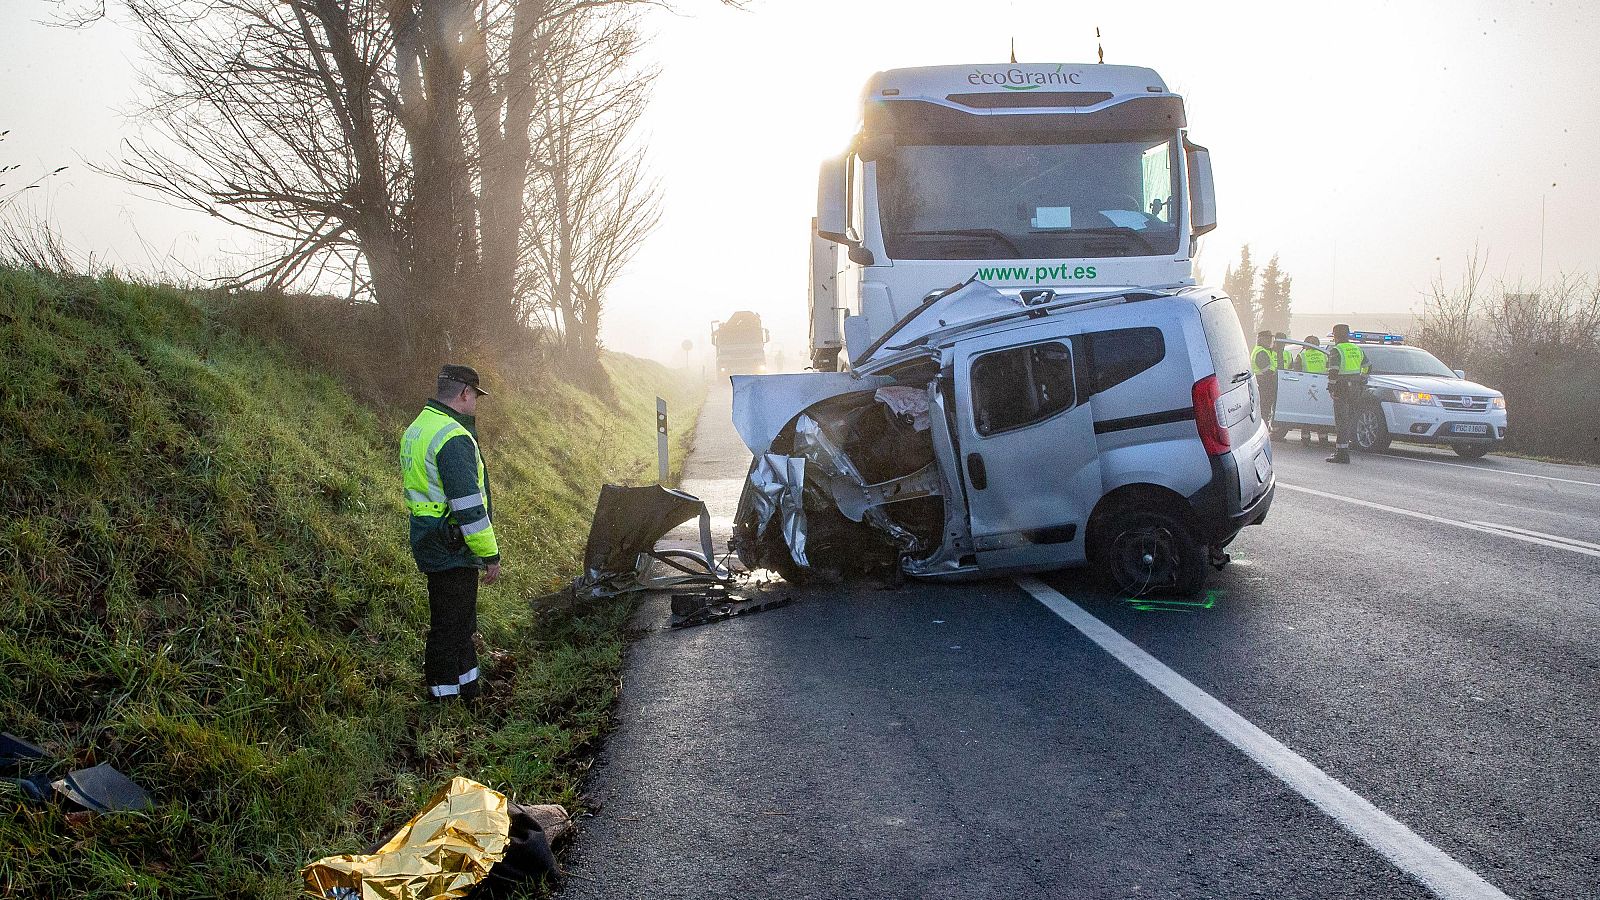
[1491,397,1506,409]
[1394,391,1435,405]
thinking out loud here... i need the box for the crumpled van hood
[730,372,894,456]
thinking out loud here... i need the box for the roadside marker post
[656,397,669,485]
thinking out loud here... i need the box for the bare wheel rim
[1355,409,1383,449]
[1109,525,1180,596]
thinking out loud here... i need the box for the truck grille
[1438,395,1490,411]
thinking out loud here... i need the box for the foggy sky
[3,0,1596,366]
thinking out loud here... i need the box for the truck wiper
[898,228,1024,257]
[1231,371,1251,384]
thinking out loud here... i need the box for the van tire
[1093,505,1208,598]
[1353,401,1391,452]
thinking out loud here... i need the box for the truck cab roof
[862,64,1171,106]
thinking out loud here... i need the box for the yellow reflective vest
[401,402,499,570]
[1330,341,1370,376]
[1300,346,1328,373]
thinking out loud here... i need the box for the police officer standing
[400,365,502,702]
[1251,330,1279,428]
[1326,325,1369,464]
[1296,335,1330,445]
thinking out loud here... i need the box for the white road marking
[1279,482,1600,560]
[1014,576,1514,900]
[1467,521,1600,553]
[1391,455,1600,488]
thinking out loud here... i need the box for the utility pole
[1330,239,1338,315]
[1539,193,1546,287]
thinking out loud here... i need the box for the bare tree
[103,0,663,379]
[1415,248,1489,368]
[521,9,660,379]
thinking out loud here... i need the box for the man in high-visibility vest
[400,364,501,701]
[1297,335,1329,373]
[1325,324,1370,464]
[1296,335,1330,446]
[1251,330,1279,427]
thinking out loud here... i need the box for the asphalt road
[559,391,1600,900]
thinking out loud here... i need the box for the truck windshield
[876,136,1180,260]
[1362,346,1459,378]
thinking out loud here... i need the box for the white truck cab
[809,63,1216,371]
[1272,334,1509,458]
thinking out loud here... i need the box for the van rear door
[1198,298,1261,450]
[1198,299,1271,509]
[952,325,1102,572]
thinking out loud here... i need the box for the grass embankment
[0,266,703,897]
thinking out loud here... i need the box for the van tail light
[1192,375,1232,455]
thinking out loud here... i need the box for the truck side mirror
[816,155,850,244]
[1185,140,1217,238]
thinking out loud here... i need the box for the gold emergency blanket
[301,777,511,900]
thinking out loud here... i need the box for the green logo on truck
[974,264,1098,284]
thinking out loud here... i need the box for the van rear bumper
[1186,453,1274,545]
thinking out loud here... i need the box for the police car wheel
[1097,508,1207,598]
[1452,443,1490,459]
[1353,402,1391,452]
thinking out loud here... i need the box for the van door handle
[966,452,988,490]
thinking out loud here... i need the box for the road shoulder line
[1014,576,1513,900]
[1390,455,1600,488]
[1278,482,1600,559]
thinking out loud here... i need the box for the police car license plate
[1452,424,1489,434]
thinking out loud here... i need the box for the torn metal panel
[730,372,893,456]
[574,484,727,598]
[733,378,976,581]
[826,463,942,523]
[746,453,809,567]
[856,280,1019,365]
[902,386,980,578]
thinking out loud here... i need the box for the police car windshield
[1362,346,1457,378]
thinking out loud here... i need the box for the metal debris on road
[571,484,730,599]
[667,579,795,629]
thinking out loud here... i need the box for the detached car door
[953,327,1102,573]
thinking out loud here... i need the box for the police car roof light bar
[1349,331,1405,345]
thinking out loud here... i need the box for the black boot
[1325,448,1350,464]
[1300,430,1310,446]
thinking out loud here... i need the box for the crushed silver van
[730,281,1274,596]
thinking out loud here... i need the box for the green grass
[0,266,703,897]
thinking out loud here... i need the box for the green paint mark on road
[1119,590,1223,613]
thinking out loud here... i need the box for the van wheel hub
[1110,525,1181,596]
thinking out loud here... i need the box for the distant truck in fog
[713,311,769,375]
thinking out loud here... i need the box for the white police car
[1269,333,1508,458]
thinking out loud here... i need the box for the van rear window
[1079,327,1165,395]
[1199,299,1252,384]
